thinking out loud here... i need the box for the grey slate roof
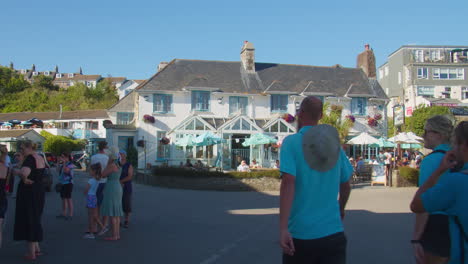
[138,59,388,99]
[0,110,109,122]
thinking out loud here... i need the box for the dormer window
[414,50,424,62]
[430,50,441,61]
[44,71,50,76]
[21,69,27,74]
[32,72,38,76]
[56,73,62,78]
[68,73,74,78]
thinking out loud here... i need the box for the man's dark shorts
[60,183,73,199]
[420,214,450,258]
[283,232,347,264]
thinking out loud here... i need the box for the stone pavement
[0,171,416,264]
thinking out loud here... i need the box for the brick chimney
[240,41,255,72]
[356,44,376,78]
[158,62,169,72]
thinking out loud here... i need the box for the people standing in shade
[279,96,353,264]
[412,115,453,264]
[118,150,133,228]
[100,151,123,241]
[83,163,105,239]
[411,121,468,264]
[90,141,109,234]
[273,160,280,169]
[250,159,262,169]
[0,145,9,248]
[13,140,47,260]
[57,153,74,220]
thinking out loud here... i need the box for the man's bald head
[298,96,323,126]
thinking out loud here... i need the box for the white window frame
[415,50,424,62]
[417,68,428,79]
[56,73,62,78]
[384,66,389,76]
[433,68,464,80]
[430,50,441,61]
[462,87,468,100]
[68,73,74,78]
[32,71,38,76]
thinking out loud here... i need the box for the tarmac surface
[0,170,416,264]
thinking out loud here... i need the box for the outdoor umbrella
[1,122,12,127]
[347,132,379,159]
[175,134,196,147]
[370,138,395,148]
[29,118,44,127]
[8,119,21,125]
[242,133,277,147]
[388,132,422,144]
[193,132,225,146]
[401,143,423,149]
[21,121,33,125]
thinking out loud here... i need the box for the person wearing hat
[118,150,133,228]
[279,96,353,264]
[412,115,453,264]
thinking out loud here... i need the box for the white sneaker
[97,226,109,236]
[83,233,95,239]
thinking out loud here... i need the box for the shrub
[398,166,419,186]
[152,167,280,179]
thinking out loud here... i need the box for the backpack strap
[428,149,447,156]
[454,216,468,264]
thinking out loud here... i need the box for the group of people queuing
[0,139,134,260]
[279,95,468,264]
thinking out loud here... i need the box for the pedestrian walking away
[279,96,353,264]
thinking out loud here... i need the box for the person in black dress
[0,145,9,248]
[13,140,46,260]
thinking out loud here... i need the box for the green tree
[32,75,59,91]
[404,105,452,136]
[40,131,86,155]
[319,103,353,144]
[0,66,30,94]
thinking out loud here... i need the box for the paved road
[0,171,416,264]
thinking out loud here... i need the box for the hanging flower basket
[374,113,382,121]
[345,115,356,123]
[143,114,155,123]
[160,137,170,145]
[367,116,378,127]
[282,113,295,123]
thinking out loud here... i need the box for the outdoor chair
[353,164,373,184]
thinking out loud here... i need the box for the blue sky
[1,0,467,79]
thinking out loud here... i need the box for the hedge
[152,167,280,179]
[398,166,419,186]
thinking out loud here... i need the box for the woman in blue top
[411,121,468,264]
[57,153,74,220]
[413,115,453,264]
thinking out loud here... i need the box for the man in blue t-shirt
[279,96,353,264]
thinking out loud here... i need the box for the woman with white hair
[412,115,453,264]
